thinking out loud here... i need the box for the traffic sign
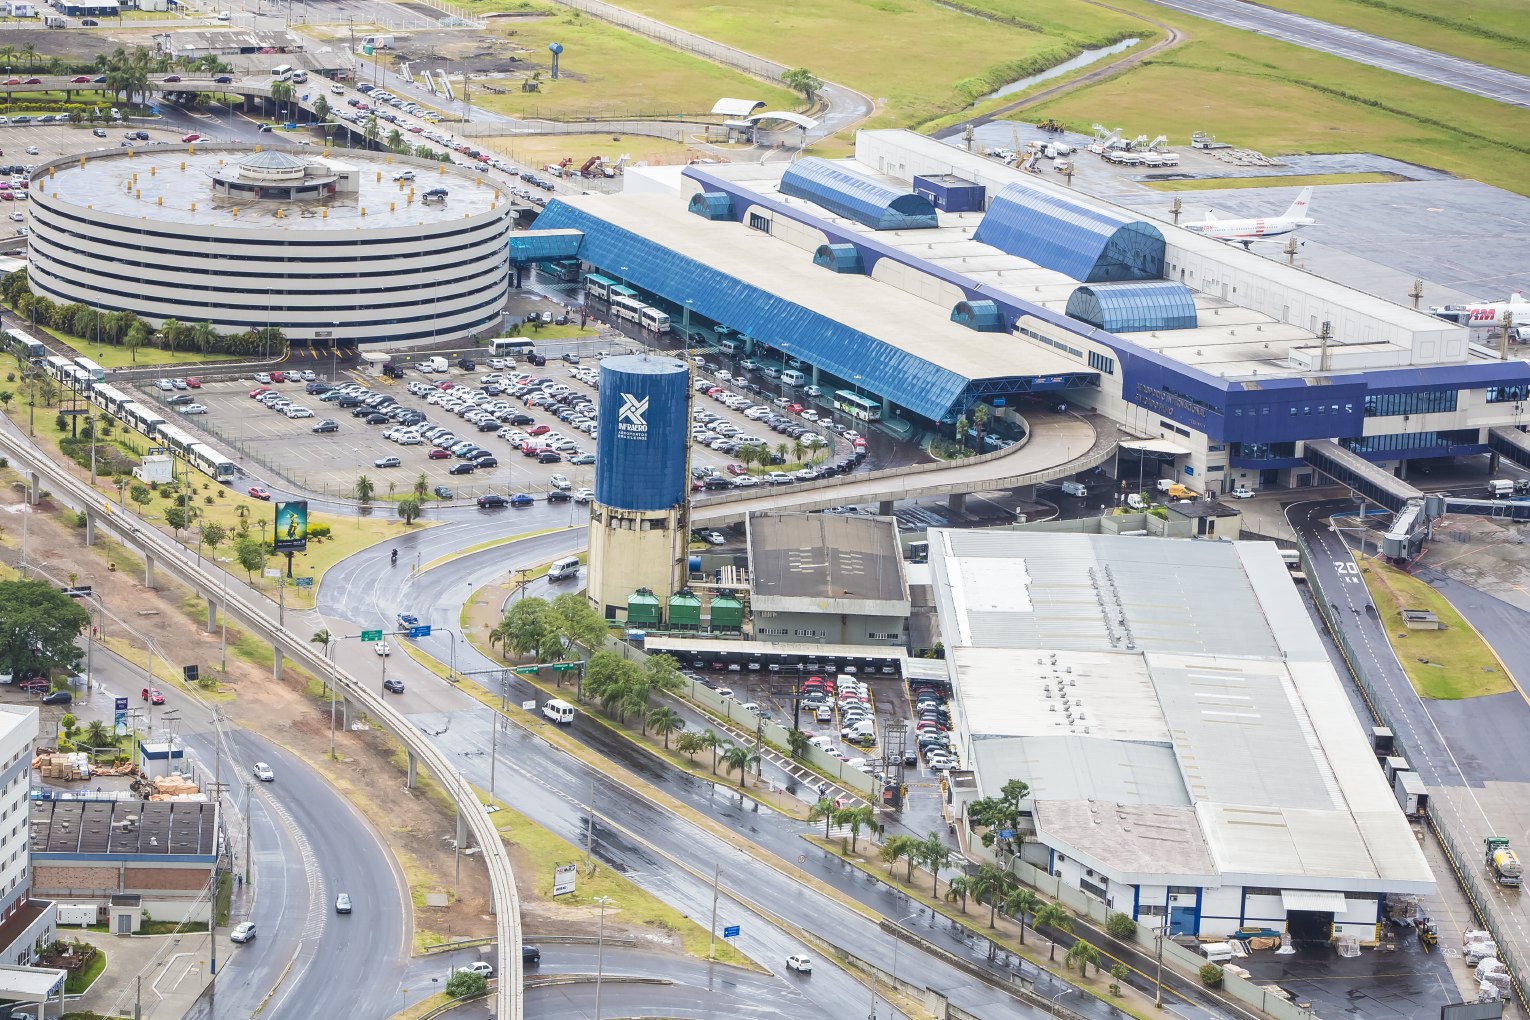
[360,629,383,642]
[999,829,1015,839]
[521,700,537,711]
[264,568,281,578]
[551,663,577,672]
[722,925,740,939]
[294,577,314,588]
[408,625,432,639]
[515,666,539,675]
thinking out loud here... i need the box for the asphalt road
[74,646,412,1020]
[316,527,1245,1020]
[1143,0,1530,108]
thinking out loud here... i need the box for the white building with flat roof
[0,705,56,971]
[929,529,1433,940]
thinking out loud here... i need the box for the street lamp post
[593,895,613,1020]
[1155,910,1167,1008]
[890,911,920,989]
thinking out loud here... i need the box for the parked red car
[181,132,201,143]
[248,486,271,500]
[270,370,285,382]
[249,386,272,398]
[428,448,450,460]
[186,377,201,388]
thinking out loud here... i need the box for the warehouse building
[926,529,1433,940]
[526,129,1530,499]
[746,511,909,646]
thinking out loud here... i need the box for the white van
[547,556,580,581]
[780,369,806,388]
[425,356,448,373]
[1060,480,1088,497]
[542,699,575,724]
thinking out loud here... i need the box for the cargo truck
[1486,836,1522,886]
[1488,479,1516,498]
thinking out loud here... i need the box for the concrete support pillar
[205,597,217,634]
[144,553,155,589]
[26,471,39,502]
[882,396,892,419]
[811,364,820,385]
[272,644,284,682]
[456,806,468,846]
[1489,451,1501,474]
[406,751,418,789]
[878,499,895,517]
[947,492,968,515]
[84,511,95,547]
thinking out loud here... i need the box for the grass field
[455,6,798,120]
[1143,172,1405,191]
[475,132,701,172]
[1024,0,1530,198]
[15,315,240,369]
[611,0,1151,129]
[1358,556,1514,700]
[1257,0,1529,75]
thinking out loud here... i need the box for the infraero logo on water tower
[617,392,649,439]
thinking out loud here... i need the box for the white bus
[611,294,645,323]
[834,389,882,422]
[638,306,671,334]
[270,64,293,80]
[584,273,617,302]
[188,441,237,483]
[490,337,535,358]
[73,356,104,383]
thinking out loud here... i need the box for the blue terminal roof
[813,243,865,274]
[973,184,1165,283]
[780,158,938,231]
[532,199,976,420]
[688,191,733,220]
[1066,282,1198,333]
[952,299,1007,332]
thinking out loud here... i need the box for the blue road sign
[722,925,740,939]
[408,625,432,639]
[998,829,1015,839]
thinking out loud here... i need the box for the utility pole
[583,781,594,870]
[1169,197,1182,225]
[707,863,719,960]
[1319,319,1332,374]
[488,714,499,802]
[243,781,252,885]
[593,895,611,1020]
[1502,313,1514,362]
[1155,909,1167,1008]
[1409,278,1424,310]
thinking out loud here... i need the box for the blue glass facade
[594,355,690,511]
[951,300,1006,332]
[1065,282,1197,333]
[973,184,1165,283]
[780,158,938,231]
[507,229,582,262]
[813,243,865,274]
[688,192,733,220]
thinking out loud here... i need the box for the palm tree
[353,474,375,503]
[774,441,788,465]
[971,402,991,448]
[647,706,684,749]
[699,729,722,775]
[82,719,113,750]
[808,797,838,839]
[841,804,877,853]
[386,127,404,152]
[919,832,954,896]
[1034,903,1073,962]
[944,875,973,913]
[310,628,332,656]
[19,43,37,72]
[189,320,216,356]
[879,834,919,883]
[311,94,330,124]
[720,744,757,788]
[362,114,380,150]
[970,863,1013,929]
[1066,939,1100,978]
[270,80,292,123]
[791,438,806,464]
[1004,889,1043,945]
[786,728,810,759]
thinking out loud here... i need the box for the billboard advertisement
[273,500,309,552]
[594,355,689,511]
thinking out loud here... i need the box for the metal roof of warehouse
[532,196,1086,420]
[748,511,908,611]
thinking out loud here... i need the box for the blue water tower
[548,42,563,80]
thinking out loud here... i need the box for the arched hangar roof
[781,158,936,231]
[973,183,1165,283]
[1066,281,1198,333]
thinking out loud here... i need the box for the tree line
[2,269,287,359]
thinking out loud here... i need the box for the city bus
[490,337,536,358]
[611,294,645,323]
[609,284,639,304]
[538,259,581,283]
[73,356,104,383]
[638,306,671,334]
[4,328,45,363]
[834,390,882,422]
[188,443,238,483]
[584,274,617,302]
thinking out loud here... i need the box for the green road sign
[295,577,314,588]
[360,629,383,642]
[515,666,539,675]
[551,663,578,672]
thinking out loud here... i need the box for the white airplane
[1428,293,1530,329]
[1183,187,1315,248]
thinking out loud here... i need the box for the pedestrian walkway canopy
[1302,439,1423,512]
[711,98,766,117]
[780,158,937,231]
[507,229,583,263]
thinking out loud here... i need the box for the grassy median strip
[1357,555,1514,699]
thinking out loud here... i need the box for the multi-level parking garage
[528,129,1530,498]
[26,144,513,345]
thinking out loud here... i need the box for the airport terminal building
[530,130,1530,498]
[927,529,1434,939]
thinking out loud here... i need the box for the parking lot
[132,355,867,504]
